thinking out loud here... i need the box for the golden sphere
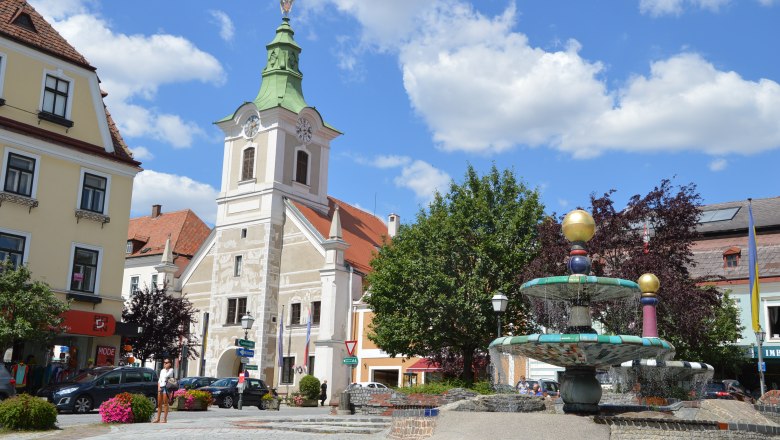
[637,273,660,293]
[562,209,596,242]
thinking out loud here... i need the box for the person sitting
[532,384,544,396]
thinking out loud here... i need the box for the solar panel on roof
[699,207,740,224]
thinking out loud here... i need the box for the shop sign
[753,346,780,358]
[96,345,116,366]
[61,310,116,337]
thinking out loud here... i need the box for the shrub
[0,394,58,431]
[299,375,321,400]
[393,380,494,395]
[130,393,155,421]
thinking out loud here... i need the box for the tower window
[295,150,309,185]
[241,147,255,181]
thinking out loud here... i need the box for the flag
[303,307,312,367]
[277,310,284,367]
[748,199,761,332]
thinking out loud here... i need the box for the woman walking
[153,359,175,423]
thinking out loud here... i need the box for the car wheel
[221,395,234,408]
[73,395,93,413]
[148,395,158,408]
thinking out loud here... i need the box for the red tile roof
[292,197,388,274]
[0,0,92,69]
[127,209,212,277]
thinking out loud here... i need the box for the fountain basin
[520,275,640,301]
[490,334,674,369]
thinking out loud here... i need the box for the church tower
[205,2,341,380]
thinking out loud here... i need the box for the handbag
[165,376,179,391]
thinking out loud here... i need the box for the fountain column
[638,274,660,338]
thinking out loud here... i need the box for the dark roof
[690,245,780,281]
[697,196,780,235]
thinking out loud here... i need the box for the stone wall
[596,416,780,439]
[388,409,438,440]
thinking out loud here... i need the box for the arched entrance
[216,347,242,378]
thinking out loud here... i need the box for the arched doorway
[216,347,242,378]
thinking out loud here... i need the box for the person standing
[320,379,328,406]
[154,359,175,423]
[516,376,529,394]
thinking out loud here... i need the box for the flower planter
[302,398,319,407]
[172,397,207,411]
[262,398,281,410]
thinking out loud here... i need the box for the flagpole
[749,198,766,397]
[286,305,292,397]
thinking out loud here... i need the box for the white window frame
[126,241,133,254]
[0,51,7,100]
[129,275,139,296]
[0,226,31,266]
[67,242,103,295]
[293,146,311,187]
[234,255,242,277]
[1,147,41,199]
[39,69,75,121]
[76,168,111,216]
[151,273,158,292]
[240,145,256,182]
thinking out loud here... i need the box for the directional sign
[235,338,255,349]
[345,340,357,356]
[236,347,255,357]
[342,356,358,365]
[245,364,258,371]
[240,357,251,364]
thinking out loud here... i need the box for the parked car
[198,377,269,409]
[704,381,754,403]
[348,382,389,389]
[179,376,218,390]
[0,364,16,400]
[36,366,158,413]
[517,378,560,397]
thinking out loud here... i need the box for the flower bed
[99,392,154,424]
[172,389,213,411]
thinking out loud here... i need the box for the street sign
[245,364,258,371]
[345,340,357,356]
[760,362,767,372]
[236,347,255,357]
[342,356,358,365]
[235,338,255,349]
[240,357,250,364]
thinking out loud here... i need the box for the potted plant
[299,375,321,407]
[171,389,213,411]
[262,392,280,410]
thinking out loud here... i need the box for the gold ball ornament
[637,273,660,293]
[562,209,596,243]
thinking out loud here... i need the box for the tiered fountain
[489,209,675,413]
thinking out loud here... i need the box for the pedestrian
[516,376,529,394]
[320,379,328,406]
[153,359,175,423]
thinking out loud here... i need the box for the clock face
[296,117,313,144]
[243,115,260,139]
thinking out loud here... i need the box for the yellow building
[0,1,140,377]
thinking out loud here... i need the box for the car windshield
[706,383,726,391]
[212,378,237,387]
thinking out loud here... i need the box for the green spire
[253,17,308,113]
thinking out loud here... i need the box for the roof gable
[127,209,212,259]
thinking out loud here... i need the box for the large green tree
[523,180,744,369]
[366,165,545,385]
[0,262,70,355]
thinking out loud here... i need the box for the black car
[179,376,218,390]
[198,377,268,409]
[704,380,754,403]
[37,366,158,413]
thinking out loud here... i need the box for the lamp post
[757,329,766,397]
[238,312,255,410]
[491,293,508,338]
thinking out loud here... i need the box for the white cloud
[209,10,235,42]
[129,146,154,161]
[372,155,413,168]
[30,1,225,149]
[356,154,450,201]
[709,158,727,171]
[131,170,218,224]
[758,0,778,5]
[639,0,730,17]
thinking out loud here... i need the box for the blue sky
[29,0,780,225]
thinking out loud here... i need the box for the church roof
[292,197,388,273]
[127,208,212,277]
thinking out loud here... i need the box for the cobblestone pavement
[695,399,778,426]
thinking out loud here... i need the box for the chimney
[152,204,162,218]
[388,213,400,238]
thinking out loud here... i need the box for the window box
[37,111,74,128]
[66,292,102,304]
[75,209,110,226]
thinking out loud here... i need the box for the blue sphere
[568,255,591,275]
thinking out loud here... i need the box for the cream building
[0,1,140,372]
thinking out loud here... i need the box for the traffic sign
[240,357,250,364]
[235,338,255,349]
[760,362,767,372]
[236,347,255,357]
[345,340,357,356]
[245,364,258,371]
[342,356,358,365]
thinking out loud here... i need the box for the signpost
[235,338,255,349]
[342,356,358,365]
[236,347,255,357]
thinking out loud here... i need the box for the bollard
[337,390,352,415]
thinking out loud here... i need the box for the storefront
[745,345,780,394]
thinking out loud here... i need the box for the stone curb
[594,415,780,435]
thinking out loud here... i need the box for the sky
[28,0,780,226]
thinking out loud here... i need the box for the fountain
[489,209,674,413]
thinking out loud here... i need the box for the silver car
[0,365,16,400]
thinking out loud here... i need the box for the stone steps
[233,416,392,434]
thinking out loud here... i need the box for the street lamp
[241,312,255,340]
[757,329,767,397]
[491,293,508,338]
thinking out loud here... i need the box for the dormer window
[126,241,133,254]
[241,147,255,181]
[39,73,73,128]
[295,149,309,185]
[723,247,741,268]
[12,12,36,32]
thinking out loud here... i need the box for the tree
[366,165,545,385]
[122,283,199,365]
[0,261,70,355]
[523,179,743,366]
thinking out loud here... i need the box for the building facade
[0,1,140,376]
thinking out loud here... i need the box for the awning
[406,358,441,373]
[61,310,116,337]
